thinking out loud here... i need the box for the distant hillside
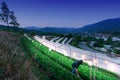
[25,18,120,33]
[0,25,25,33]
[2,18,120,34]
[25,26,76,33]
[0,25,36,34]
[0,30,38,80]
[25,26,42,30]
[74,18,120,33]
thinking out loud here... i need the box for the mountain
[25,26,76,33]
[24,26,42,30]
[74,18,120,33]
[24,18,120,33]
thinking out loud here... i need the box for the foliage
[65,33,73,38]
[92,38,104,48]
[70,35,81,48]
[21,37,79,80]
[9,11,20,27]
[21,36,118,80]
[106,37,113,45]
[0,25,24,34]
[0,1,9,26]
[93,42,104,47]
[30,31,36,36]
[114,49,120,54]
[0,1,19,27]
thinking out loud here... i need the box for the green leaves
[21,37,79,80]
[0,1,19,27]
[21,37,118,80]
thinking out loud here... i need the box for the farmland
[20,36,118,80]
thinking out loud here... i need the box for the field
[20,36,118,80]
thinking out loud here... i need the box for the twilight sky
[1,0,120,28]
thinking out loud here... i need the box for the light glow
[107,64,116,72]
[105,60,108,63]
[49,48,52,51]
[73,53,76,57]
[82,55,86,60]
[94,59,98,63]
[88,61,92,66]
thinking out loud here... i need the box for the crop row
[21,37,79,80]
[31,37,118,80]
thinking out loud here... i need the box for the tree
[93,42,104,47]
[106,37,112,45]
[0,1,10,26]
[9,11,20,27]
[0,13,3,22]
[0,1,19,27]
[114,49,120,54]
[30,31,36,36]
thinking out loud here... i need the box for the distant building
[100,48,107,52]
[94,33,109,41]
[112,37,120,41]
[101,36,108,41]
[90,41,96,46]
[104,45,111,49]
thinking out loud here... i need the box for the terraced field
[21,36,118,80]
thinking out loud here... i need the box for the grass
[22,36,119,80]
[20,40,50,80]
[0,30,52,80]
[0,30,38,80]
[21,37,80,80]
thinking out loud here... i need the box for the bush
[114,49,120,54]
[93,42,104,47]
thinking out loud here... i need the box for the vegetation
[21,37,79,80]
[86,43,106,53]
[114,49,120,54]
[93,42,104,48]
[65,33,73,38]
[0,30,38,80]
[21,36,118,80]
[0,25,24,34]
[70,35,82,48]
[0,1,19,27]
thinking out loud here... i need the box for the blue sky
[1,0,120,28]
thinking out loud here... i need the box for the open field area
[1,0,120,79]
[22,35,119,80]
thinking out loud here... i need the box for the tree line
[0,1,20,27]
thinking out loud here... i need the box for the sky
[0,0,120,28]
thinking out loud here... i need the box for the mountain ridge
[24,18,120,33]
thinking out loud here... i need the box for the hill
[25,26,76,33]
[74,18,120,33]
[25,18,120,33]
[1,18,120,35]
[0,29,50,80]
